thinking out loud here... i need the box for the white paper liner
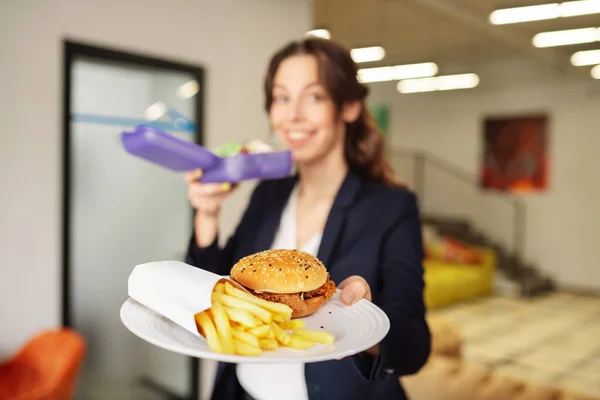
[128,260,245,337]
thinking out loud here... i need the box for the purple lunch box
[121,125,293,183]
[121,125,220,171]
[199,151,293,183]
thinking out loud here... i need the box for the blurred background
[0,0,598,399]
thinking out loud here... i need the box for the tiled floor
[430,292,600,398]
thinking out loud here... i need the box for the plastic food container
[121,125,220,171]
[121,125,293,183]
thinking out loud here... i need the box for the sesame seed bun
[230,249,328,294]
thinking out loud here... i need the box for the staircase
[422,215,555,297]
[389,148,555,298]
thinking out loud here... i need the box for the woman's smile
[285,130,317,147]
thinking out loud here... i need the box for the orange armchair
[0,328,86,400]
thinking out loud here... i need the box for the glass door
[63,42,203,400]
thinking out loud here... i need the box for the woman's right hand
[184,171,237,216]
[184,170,238,247]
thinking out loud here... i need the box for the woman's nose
[285,99,304,121]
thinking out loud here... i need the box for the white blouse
[236,185,322,400]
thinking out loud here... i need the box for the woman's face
[269,54,345,166]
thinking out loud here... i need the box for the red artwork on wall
[480,115,549,193]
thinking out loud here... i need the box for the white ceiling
[312,0,600,78]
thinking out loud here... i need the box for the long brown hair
[263,37,402,187]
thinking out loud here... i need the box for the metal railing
[389,148,526,259]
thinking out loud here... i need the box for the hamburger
[230,249,337,318]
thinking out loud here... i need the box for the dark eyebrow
[272,82,322,91]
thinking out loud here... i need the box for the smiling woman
[184,37,430,400]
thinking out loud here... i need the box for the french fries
[194,281,335,357]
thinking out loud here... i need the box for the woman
[185,37,430,400]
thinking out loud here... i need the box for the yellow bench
[423,248,496,310]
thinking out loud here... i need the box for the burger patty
[249,275,337,313]
[303,275,336,300]
[250,290,308,312]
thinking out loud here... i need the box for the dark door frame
[62,39,204,400]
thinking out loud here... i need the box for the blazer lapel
[253,176,297,252]
[317,171,363,268]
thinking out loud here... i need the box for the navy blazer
[185,171,431,400]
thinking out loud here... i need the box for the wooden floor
[429,292,600,398]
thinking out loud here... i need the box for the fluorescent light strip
[490,0,600,25]
[561,0,600,16]
[491,3,560,24]
[396,73,480,93]
[357,62,438,83]
[592,65,600,78]
[350,46,386,63]
[306,29,331,39]
[533,27,600,47]
[571,49,600,65]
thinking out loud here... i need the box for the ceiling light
[571,49,600,65]
[144,102,167,120]
[350,46,386,63]
[533,27,600,47]
[490,3,560,24]
[396,73,480,93]
[490,0,600,25]
[176,80,199,99]
[306,29,331,39]
[357,63,438,83]
[560,0,600,16]
[592,65,600,78]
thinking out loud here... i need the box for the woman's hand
[184,170,238,247]
[338,276,378,357]
[185,170,238,217]
[338,275,371,305]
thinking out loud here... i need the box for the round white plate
[120,290,390,363]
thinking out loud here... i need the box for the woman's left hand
[337,276,378,357]
[338,275,372,305]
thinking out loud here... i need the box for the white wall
[369,59,600,291]
[0,0,310,397]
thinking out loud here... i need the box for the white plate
[120,290,390,363]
